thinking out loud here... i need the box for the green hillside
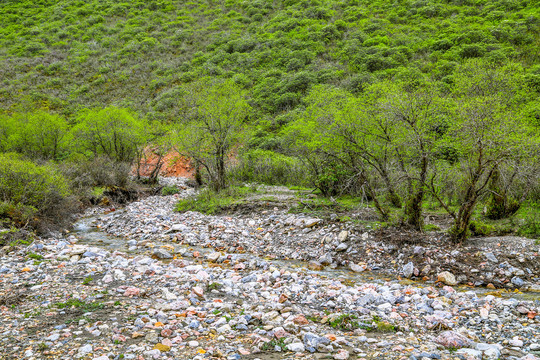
[1,0,539,118]
[1,0,539,239]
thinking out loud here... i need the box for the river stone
[207,252,221,262]
[437,271,457,286]
[303,332,330,348]
[456,348,482,360]
[511,276,524,287]
[334,349,349,359]
[78,344,92,355]
[350,263,365,272]
[304,219,321,228]
[170,224,188,232]
[318,254,332,265]
[483,347,501,360]
[287,343,305,352]
[338,230,348,242]
[402,262,414,278]
[336,242,348,252]
[308,261,324,271]
[434,331,473,348]
[485,252,498,262]
[153,248,172,259]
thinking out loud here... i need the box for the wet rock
[308,261,324,271]
[153,248,172,259]
[318,254,332,265]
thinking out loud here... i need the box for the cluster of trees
[283,61,539,241]
[0,66,538,240]
[0,107,148,163]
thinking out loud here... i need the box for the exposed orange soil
[135,148,194,178]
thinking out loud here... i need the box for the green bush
[0,153,74,228]
[59,155,131,190]
[161,185,180,195]
[517,208,540,239]
[468,220,494,237]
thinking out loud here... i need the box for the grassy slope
[0,0,539,120]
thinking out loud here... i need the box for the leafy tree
[174,79,251,192]
[430,61,540,242]
[7,111,69,160]
[70,107,148,164]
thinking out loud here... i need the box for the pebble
[437,271,458,286]
[402,261,414,278]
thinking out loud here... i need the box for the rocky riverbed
[1,179,539,360]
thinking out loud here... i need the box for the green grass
[53,299,105,312]
[161,185,180,196]
[27,252,43,260]
[175,186,254,215]
[328,313,366,331]
[82,276,93,285]
[261,337,287,351]
[423,223,441,232]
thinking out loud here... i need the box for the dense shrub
[0,153,75,228]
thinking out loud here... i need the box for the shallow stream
[73,216,540,302]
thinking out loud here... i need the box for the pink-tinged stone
[171,336,183,344]
[434,331,473,348]
[479,307,489,318]
[162,338,173,347]
[161,328,173,337]
[238,348,250,355]
[112,334,126,342]
[334,349,349,359]
[193,286,204,297]
[234,263,246,270]
[273,327,288,339]
[124,287,141,297]
[293,315,309,325]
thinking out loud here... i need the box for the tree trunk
[379,168,401,208]
[214,148,226,192]
[194,159,203,186]
[403,155,427,230]
[451,197,477,243]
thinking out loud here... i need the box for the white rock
[287,343,305,352]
